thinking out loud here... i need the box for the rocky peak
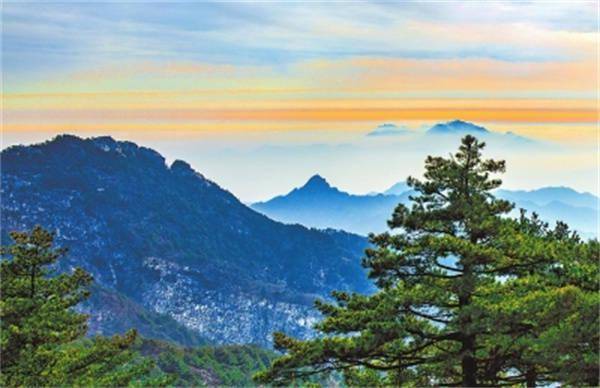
[170,160,205,181]
[302,174,331,191]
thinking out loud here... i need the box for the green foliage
[477,216,599,386]
[136,337,276,386]
[254,136,600,387]
[0,226,165,386]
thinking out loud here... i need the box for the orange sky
[4,55,597,143]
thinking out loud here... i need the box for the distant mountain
[253,176,598,238]
[364,120,537,147]
[507,200,598,238]
[494,187,598,238]
[384,181,412,196]
[367,123,411,137]
[1,135,371,346]
[427,120,489,136]
[496,187,597,209]
[252,175,409,235]
[423,120,537,147]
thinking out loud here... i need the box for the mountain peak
[427,120,489,135]
[448,119,472,126]
[36,134,87,150]
[171,159,194,173]
[304,174,331,187]
[303,174,331,190]
[384,181,411,196]
[54,133,86,143]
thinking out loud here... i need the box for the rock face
[1,135,371,346]
[80,285,208,347]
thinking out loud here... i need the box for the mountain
[384,181,412,196]
[427,120,489,136]
[367,123,411,137]
[365,120,540,149]
[507,200,597,239]
[253,176,598,239]
[496,187,597,209]
[252,175,409,235]
[494,187,598,238]
[424,120,538,147]
[81,285,208,347]
[1,135,372,346]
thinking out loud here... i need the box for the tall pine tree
[0,226,164,386]
[254,135,599,386]
[478,214,599,386]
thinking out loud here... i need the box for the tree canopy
[0,226,166,386]
[254,135,599,387]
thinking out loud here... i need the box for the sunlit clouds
[3,57,597,142]
[1,1,598,199]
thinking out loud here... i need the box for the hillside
[80,285,208,347]
[136,338,275,386]
[1,135,371,346]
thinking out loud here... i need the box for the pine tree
[478,214,599,386]
[0,226,164,386]
[254,136,599,386]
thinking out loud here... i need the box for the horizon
[2,127,597,203]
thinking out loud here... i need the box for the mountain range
[1,135,371,347]
[428,120,536,145]
[366,119,538,147]
[2,131,595,352]
[252,175,598,238]
[252,175,410,235]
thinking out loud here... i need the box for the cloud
[2,1,596,82]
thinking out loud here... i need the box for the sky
[2,1,598,201]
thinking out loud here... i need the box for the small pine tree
[254,136,599,386]
[0,226,164,386]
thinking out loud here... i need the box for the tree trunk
[525,367,536,387]
[460,262,477,387]
[461,334,477,387]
